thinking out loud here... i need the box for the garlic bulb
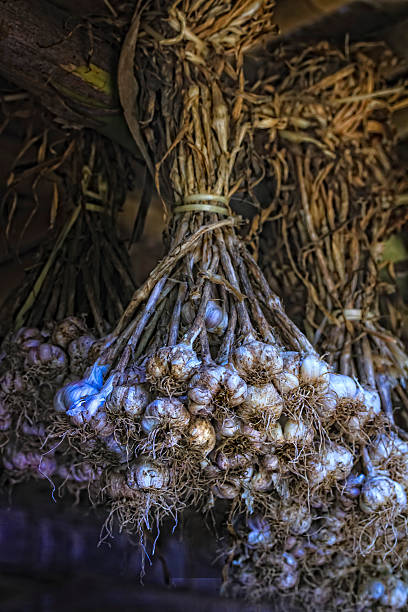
[204,300,228,335]
[127,457,170,490]
[212,479,241,499]
[284,419,314,446]
[188,366,247,415]
[327,373,357,400]
[359,476,407,514]
[281,351,301,377]
[267,422,285,446]
[247,515,272,546]
[238,383,283,423]
[315,391,337,419]
[68,334,96,373]
[187,418,216,455]
[0,371,25,394]
[216,446,253,471]
[368,432,408,465]
[273,371,299,394]
[251,466,275,492]
[280,504,312,535]
[0,398,11,431]
[232,341,283,383]
[216,415,242,437]
[308,444,353,487]
[300,355,329,385]
[359,579,386,603]
[146,343,201,390]
[262,454,280,472]
[141,397,190,433]
[108,384,149,417]
[14,327,43,349]
[66,374,115,425]
[52,316,88,349]
[24,343,67,371]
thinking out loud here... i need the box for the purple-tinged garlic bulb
[212,478,241,500]
[24,343,67,373]
[0,397,11,431]
[250,465,275,492]
[146,342,201,394]
[216,414,242,438]
[232,341,283,384]
[68,334,96,375]
[247,515,273,546]
[127,457,170,490]
[380,576,408,609]
[13,327,43,351]
[0,371,24,394]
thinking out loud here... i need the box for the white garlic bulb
[216,447,253,471]
[188,366,247,415]
[327,373,357,400]
[300,355,329,386]
[146,343,201,387]
[216,415,242,437]
[359,579,386,603]
[262,454,280,472]
[315,391,337,419]
[273,371,299,394]
[187,418,216,455]
[284,419,314,446]
[360,476,407,515]
[108,384,149,417]
[232,341,283,382]
[127,457,170,490]
[238,383,283,423]
[308,444,353,487]
[141,397,190,434]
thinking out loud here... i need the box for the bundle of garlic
[254,41,408,427]
[47,3,408,573]
[0,315,102,492]
[219,41,408,609]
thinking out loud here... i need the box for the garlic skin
[141,397,190,433]
[216,447,253,471]
[327,373,357,400]
[238,383,283,423]
[146,343,201,388]
[108,384,149,417]
[281,351,301,377]
[127,457,170,490]
[232,341,283,382]
[284,419,314,446]
[300,355,330,386]
[187,418,216,455]
[359,476,407,514]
